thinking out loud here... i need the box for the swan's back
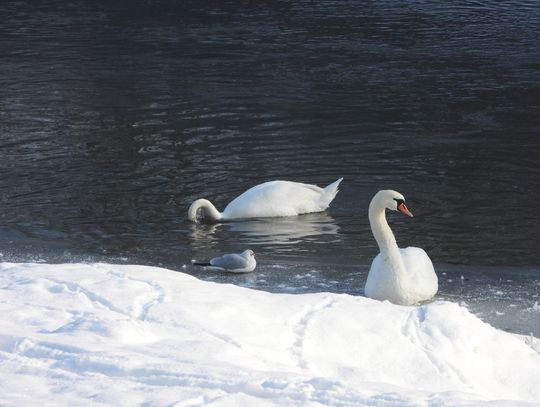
[222,180,332,219]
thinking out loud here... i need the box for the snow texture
[1,262,539,406]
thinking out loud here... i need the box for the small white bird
[192,249,257,273]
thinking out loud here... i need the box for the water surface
[0,1,539,335]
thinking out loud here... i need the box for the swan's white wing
[209,253,249,270]
[222,181,327,219]
[400,247,438,299]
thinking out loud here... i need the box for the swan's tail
[322,177,343,204]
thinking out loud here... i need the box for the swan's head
[373,190,413,217]
[188,199,221,223]
[242,249,256,258]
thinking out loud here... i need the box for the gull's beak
[398,202,414,217]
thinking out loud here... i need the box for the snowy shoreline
[1,262,539,406]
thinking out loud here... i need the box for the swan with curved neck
[364,190,438,305]
[188,178,343,222]
[188,199,223,222]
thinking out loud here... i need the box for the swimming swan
[188,178,343,222]
[364,190,438,305]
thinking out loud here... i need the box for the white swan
[188,178,343,222]
[364,190,438,305]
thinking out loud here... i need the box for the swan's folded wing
[209,253,248,270]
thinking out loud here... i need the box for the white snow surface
[1,262,539,407]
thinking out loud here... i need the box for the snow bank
[0,262,539,406]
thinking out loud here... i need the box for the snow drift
[0,262,539,406]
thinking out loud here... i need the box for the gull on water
[192,249,257,273]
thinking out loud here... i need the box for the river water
[0,1,539,335]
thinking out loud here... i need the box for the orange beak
[398,202,414,217]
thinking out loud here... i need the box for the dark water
[1,1,539,334]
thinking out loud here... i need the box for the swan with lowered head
[188,178,343,222]
[364,190,438,305]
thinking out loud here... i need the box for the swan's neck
[369,203,400,256]
[188,199,222,222]
[368,201,410,299]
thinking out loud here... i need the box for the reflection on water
[189,213,340,261]
[221,213,338,244]
[189,223,220,249]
